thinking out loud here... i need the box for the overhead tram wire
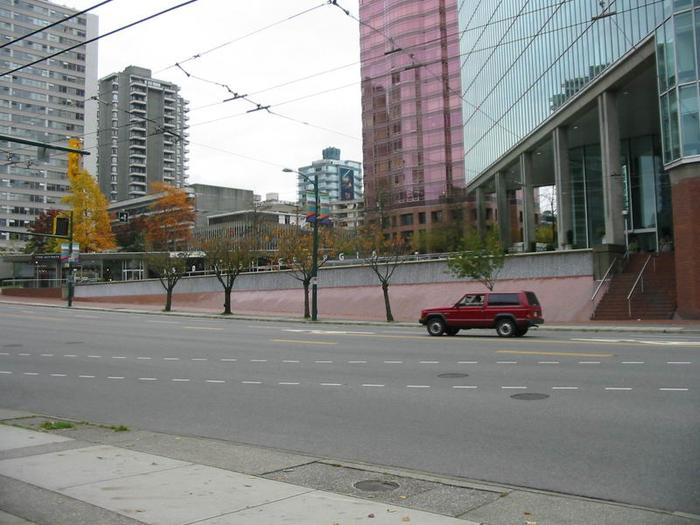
[0,0,202,79]
[463,0,621,157]
[153,2,328,74]
[0,0,115,51]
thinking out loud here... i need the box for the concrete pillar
[474,186,485,237]
[598,91,625,246]
[553,127,572,249]
[520,152,536,252]
[494,171,511,248]
[669,164,700,319]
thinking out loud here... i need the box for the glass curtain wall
[459,1,667,180]
[656,3,700,164]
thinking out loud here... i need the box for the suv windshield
[525,292,540,306]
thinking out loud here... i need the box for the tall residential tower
[0,0,98,250]
[96,66,189,202]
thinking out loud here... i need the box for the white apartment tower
[96,66,189,202]
[0,0,98,250]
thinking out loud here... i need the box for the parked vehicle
[419,291,543,337]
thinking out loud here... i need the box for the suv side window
[486,293,520,306]
[458,294,483,306]
[525,292,540,306]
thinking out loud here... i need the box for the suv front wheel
[426,317,446,336]
[496,318,517,337]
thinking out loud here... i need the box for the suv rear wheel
[426,317,446,336]
[496,318,517,337]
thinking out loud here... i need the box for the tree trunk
[382,282,394,322]
[303,282,310,319]
[223,287,232,315]
[165,287,173,312]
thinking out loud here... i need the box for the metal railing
[626,254,656,317]
[591,256,619,303]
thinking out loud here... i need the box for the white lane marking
[138,377,158,381]
[88,355,102,358]
[501,386,527,390]
[284,329,375,335]
[667,361,692,365]
[111,356,126,359]
[0,370,13,374]
[572,338,621,343]
[79,375,95,378]
[184,326,223,331]
[538,361,560,364]
[497,361,518,364]
[282,360,300,363]
[206,379,225,383]
[50,373,66,377]
[420,361,439,364]
[406,385,431,389]
[348,360,367,364]
[18,353,30,356]
[137,357,152,360]
[578,361,601,364]
[172,378,190,382]
[191,358,208,361]
[384,360,403,364]
[108,376,125,379]
[23,372,39,376]
[315,360,333,364]
[659,388,689,391]
[249,359,267,363]
[605,387,632,391]
[221,358,237,362]
[279,382,300,385]
[0,352,8,356]
[452,385,478,389]
[63,354,77,358]
[621,361,645,364]
[40,353,53,357]
[552,386,579,390]
[164,357,180,361]
[241,380,261,384]
[458,361,478,364]
[362,384,385,387]
[147,320,178,324]
[320,383,342,386]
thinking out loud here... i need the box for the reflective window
[679,84,700,155]
[675,11,696,82]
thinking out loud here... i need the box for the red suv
[419,291,543,337]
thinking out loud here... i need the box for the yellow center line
[272,339,338,346]
[183,326,224,331]
[496,350,614,357]
[1,313,60,322]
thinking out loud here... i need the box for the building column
[474,186,485,237]
[494,171,511,248]
[669,164,700,319]
[598,91,625,246]
[520,152,536,252]
[553,126,572,249]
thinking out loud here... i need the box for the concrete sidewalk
[1,410,697,525]
[2,296,700,333]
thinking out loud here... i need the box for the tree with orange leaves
[144,182,195,251]
[63,138,116,252]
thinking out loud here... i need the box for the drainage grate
[438,373,469,378]
[511,393,550,401]
[353,480,400,492]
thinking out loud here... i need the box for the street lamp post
[283,168,319,321]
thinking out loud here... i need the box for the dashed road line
[419,361,439,364]
[667,361,692,365]
[458,361,478,364]
[191,358,208,361]
[87,355,101,358]
[0,371,12,374]
[578,361,601,364]
[406,385,431,389]
[111,356,126,359]
[315,360,333,364]
[241,380,261,384]
[137,357,152,360]
[497,350,613,357]
[659,388,688,391]
[621,361,645,364]
[221,358,237,362]
[107,376,125,380]
[501,386,527,390]
[24,372,38,376]
[164,357,180,361]
[250,359,267,363]
[50,373,66,377]
[0,353,8,356]
[283,360,300,363]
[138,377,158,381]
[497,361,518,364]
[538,361,560,364]
[272,339,337,346]
[172,378,190,382]
[384,360,403,364]
[362,384,385,387]
[552,386,579,390]
[18,353,30,356]
[40,353,53,357]
[320,383,342,386]
[206,379,226,384]
[348,360,367,364]
[605,387,632,391]
[453,385,478,389]
[279,382,300,385]
[63,354,77,358]
[79,375,95,378]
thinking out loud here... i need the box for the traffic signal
[53,216,70,237]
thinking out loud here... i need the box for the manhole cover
[511,393,550,401]
[438,373,469,378]
[353,480,400,492]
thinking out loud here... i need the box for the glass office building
[458,1,700,317]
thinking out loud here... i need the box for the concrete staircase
[592,252,676,320]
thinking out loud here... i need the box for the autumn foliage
[144,182,195,251]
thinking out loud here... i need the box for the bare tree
[200,235,255,315]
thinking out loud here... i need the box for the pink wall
[79,276,595,323]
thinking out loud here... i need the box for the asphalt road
[1,302,698,515]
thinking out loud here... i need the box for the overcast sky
[67,0,362,201]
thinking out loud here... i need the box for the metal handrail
[626,254,654,317]
[591,256,619,302]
